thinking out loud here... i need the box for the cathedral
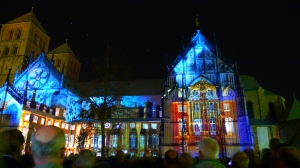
[0,11,285,157]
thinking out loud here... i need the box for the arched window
[225,117,234,133]
[7,29,14,40]
[33,34,38,44]
[12,44,18,55]
[3,46,10,55]
[269,102,276,119]
[246,101,254,118]
[16,28,22,39]
[39,38,43,48]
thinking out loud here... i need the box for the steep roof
[49,42,78,60]
[240,75,260,91]
[239,75,276,95]
[287,97,300,121]
[5,12,48,35]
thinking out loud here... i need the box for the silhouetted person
[0,129,25,168]
[179,152,194,168]
[164,149,179,168]
[30,125,66,168]
[270,143,300,168]
[243,149,261,168]
[111,150,128,168]
[193,137,225,168]
[231,152,249,168]
[269,138,282,154]
[73,149,95,168]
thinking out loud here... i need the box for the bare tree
[78,41,134,158]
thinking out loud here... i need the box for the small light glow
[24,114,30,121]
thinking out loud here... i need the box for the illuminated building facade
[161,30,253,157]
[0,12,284,157]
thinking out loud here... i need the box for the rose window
[28,68,49,88]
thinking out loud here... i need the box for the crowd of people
[0,126,299,168]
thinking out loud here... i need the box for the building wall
[0,19,50,84]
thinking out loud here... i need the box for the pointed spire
[66,32,69,44]
[31,0,35,12]
[195,15,199,28]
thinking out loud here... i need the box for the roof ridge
[5,12,48,35]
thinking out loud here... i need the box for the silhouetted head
[30,126,66,165]
[199,138,219,159]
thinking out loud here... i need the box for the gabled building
[278,96,300,149]
[240,75,285,155]
[161,30,283,157]
[0,11,286,158]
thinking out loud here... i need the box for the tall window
[194,102,199,112]
[225,117,234,133]
[39,38,43,48]
[209,118,216,135]
[8,29,14,40]
[65,134,69,147]
[98,135,102,148]
[16,29,22,39]
[70,135,74,147]
[140,135,145,147]
[12,45,18,55]
[33,34,38,44]
[112,135,118,148]
[246,101,254,118]
[179,118,187,132]
[152,135,157,150]
[194,118,202,135]
[130,134,136,148]
[4,47,10,55]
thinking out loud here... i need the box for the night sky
[1,1,300,106]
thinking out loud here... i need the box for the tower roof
[5,12,48,35]
[239,75,276,95]
[285,96,300,121]
[49,42,78,60]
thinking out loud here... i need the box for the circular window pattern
[28,68,49,88]
[189,90,200,100]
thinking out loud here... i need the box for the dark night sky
[1,1,300,105]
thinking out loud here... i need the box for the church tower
[47,42,81,83]
[0,11,50,84]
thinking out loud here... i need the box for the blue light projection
[0,86,23,125]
